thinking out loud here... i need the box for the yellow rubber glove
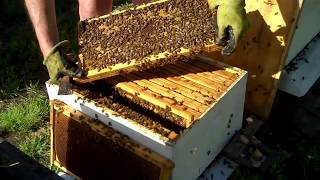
[208,0,249,55]
[43,40,84,84]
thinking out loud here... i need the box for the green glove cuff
[221,0,245,6]
[43,40,70,65]
[208,0,245,9]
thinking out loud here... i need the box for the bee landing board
[46,57,247,180]
[77,0,220,83]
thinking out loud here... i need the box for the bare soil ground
[230,79,320,179]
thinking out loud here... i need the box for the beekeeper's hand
[208,0,249,55]
[43,40,84,84]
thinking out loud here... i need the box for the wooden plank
[163,65,224,92]
[159,166,172,180]
[204,0,302,119]
[124,73,208,112]
[182,60,239,82]
[196,55,245,75]
[132,71,214,105]
[108,76,199,127]
[175,63,232,84]
[170,62,234,87]
[150,68,220,99]
[49,101,55,166]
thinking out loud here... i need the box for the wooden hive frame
[77,0,220,83]
[50,100,174,180]
[105,56,242,128]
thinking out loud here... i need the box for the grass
[0,83,51,167]
[0,84,49,133]
[19,127,50,166]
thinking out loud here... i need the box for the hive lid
[77,0,220,83]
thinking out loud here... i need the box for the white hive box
[285,0,320,66]
[279,0,320,96]
[280,33,320,97]
[47,56,247,180]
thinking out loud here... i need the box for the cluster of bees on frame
[78,0,215,72]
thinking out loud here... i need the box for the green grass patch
[19,127,50,166]
[0,85,49,133]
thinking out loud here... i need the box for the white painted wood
[197,156,238,180]
[279,33,320,97]
[46,58,247,180]
[172,72,247,180]
[46,83,173,160]
[285,0,320,65]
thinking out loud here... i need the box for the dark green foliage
[114,0,131,6]
[0,0,132,100]
[0,0,46,99]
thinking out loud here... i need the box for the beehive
[77,0,220,83]
[50,101,173,179]
[47,56,247,180]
